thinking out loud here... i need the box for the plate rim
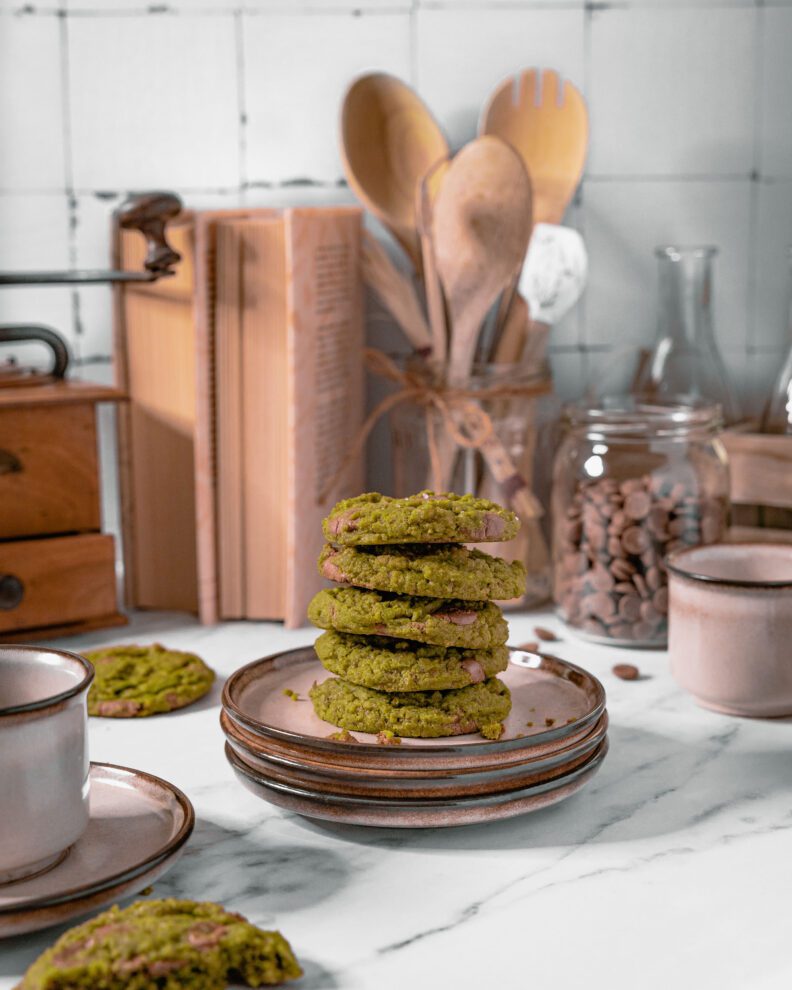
[222,645,607,757]
[222,708,610,781]
[225,736,609,811]
[0,762,194,916]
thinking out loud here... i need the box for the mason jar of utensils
[551,398,730,646]
[390,357,557,609]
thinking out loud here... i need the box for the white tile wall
[0,1,790,413]
[243,10,412,184]
[0,193,74,359]
[759,6,792,178]
[68,14,240,189]
[415,7,585,153]
[753,180,792,350]
[0,15,66,190]
[583,178,753,353]
[589,7,756,177]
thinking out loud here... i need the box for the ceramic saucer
[226,737,608,828]
[0,763,194,938]
[222,646,606,771]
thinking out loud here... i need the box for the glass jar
[390,359,558,609]
[634,246,740,424]
[552,398,730,647]
[761,247,792,434]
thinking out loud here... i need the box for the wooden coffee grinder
[0,193,182,640]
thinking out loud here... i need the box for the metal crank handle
[0,192,183,286]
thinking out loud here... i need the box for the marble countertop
[2,609,791,990]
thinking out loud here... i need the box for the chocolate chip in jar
[552,399,730,648]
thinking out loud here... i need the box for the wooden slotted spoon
[480,68,588,226]
[340,72,449,273]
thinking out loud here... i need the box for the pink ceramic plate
[222,709,609,793]
[226,727,605,799]
[0,763,194,938]
[225,737,609,828]
[222,646,606,770]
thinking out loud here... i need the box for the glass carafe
[635,246,740,424]
[761,248,792,434]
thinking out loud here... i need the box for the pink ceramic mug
[667,543,792,717]
[0,645,94,884]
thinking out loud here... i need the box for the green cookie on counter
[315,629,509,692]
[308,587,508,649]
[84,643,215,718]
[318,543,526,601]
[16,898,302,990]
[323,490,520,545]
[310,676,511,740]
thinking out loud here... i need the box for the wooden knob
[0,574,24,610]
[115,192,183,274]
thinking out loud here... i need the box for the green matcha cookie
[308,587,508,649]
[323,490,519,545]
[84,643,215,718]
[310,676,511,739]
[319,543,526,602]
[17,898,302,990]
[315,629,509,692]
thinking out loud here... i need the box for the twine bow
[318,348,552,507]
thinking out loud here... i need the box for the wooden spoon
[480,68,588,226]
[340,72,449,273]
[433,135,533,387]
[415,157,450,363]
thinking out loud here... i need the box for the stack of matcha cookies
[308,492,526,741]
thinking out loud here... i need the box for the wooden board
[115,216,199,613]
[0,403,101,539]
[722,428,792,509]
[0,533,119,633]
[727,525,792,545]
[0,613,127,643]
[0,380,123,410]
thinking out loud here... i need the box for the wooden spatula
[480,68,588,226]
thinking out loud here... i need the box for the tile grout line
[578,0,593,363]
[408,0,418,90]
[57,6,83,362]
[234,8,248,191]
[746,0,765,356]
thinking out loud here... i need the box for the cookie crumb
[282,688,302,701]
[516,641,539,653]
[480,721,504,740]
[545,717,556,727]
[534,626,558,642]
[328,730,359,743]
[612,663,640,681]
[525,721,534,727]
[376,730,402,746]
[139,886,153,896]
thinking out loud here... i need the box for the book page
[286,207,364,628]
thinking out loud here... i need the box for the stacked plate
[221,645,608,828]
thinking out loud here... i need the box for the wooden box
[722,425,792,543]
[0,381,127,640]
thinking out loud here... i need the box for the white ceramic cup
[0,645,94,884]
[667,543,792,717]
